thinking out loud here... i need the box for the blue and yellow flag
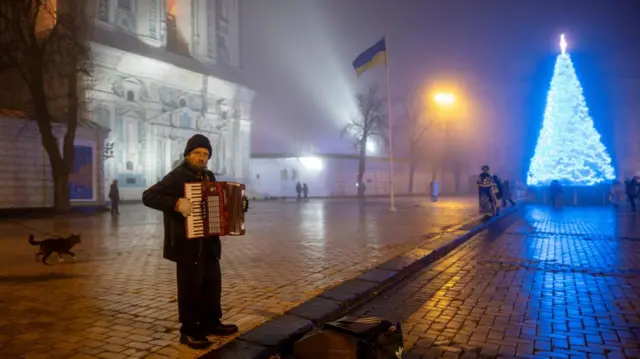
[352,38,387,77]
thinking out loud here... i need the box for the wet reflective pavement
[351,206,640,359]
[0,197,479,358]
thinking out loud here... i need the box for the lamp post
[433,92,456,193]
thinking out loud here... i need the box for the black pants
[502,197,515,207]
[176,259,222,335]
[110,200,119,214]
[629,195,637,212]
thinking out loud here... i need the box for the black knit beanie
[184,134,212,159]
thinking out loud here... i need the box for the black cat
[28,234,81,265]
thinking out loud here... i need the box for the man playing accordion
[142,134,238,349]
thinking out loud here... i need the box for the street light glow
[434,92,455,106]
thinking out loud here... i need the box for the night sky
[241,0,640,177]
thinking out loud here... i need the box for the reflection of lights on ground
[431,200,468,209]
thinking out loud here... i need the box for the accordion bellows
[184,181,246,238]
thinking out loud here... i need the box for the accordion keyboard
[185,183,205,239]
[206,195,222,234]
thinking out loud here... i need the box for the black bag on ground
[292,316,404,359]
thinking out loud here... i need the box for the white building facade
[88,0,254,200]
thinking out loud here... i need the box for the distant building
[0,0,255,208]
[90,0,255,200]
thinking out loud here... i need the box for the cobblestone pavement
[351,206,640,359]
[0,196,480,359]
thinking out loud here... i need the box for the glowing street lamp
[434,92,455,107]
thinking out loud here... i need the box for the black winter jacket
[142,162,221,263]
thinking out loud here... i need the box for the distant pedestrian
[477,166,498,217]
[108,179,120,215]
[501,180,516,207]
[296,181,302,202]
[610,180,624,207]
[302,183,309,202]
[625,177,638,212]
[549,180,563,209]
[493,174,503,215]
[430,179,439,202]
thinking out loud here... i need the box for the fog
[241,0,640,178]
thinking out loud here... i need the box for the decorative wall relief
[196,115,216,133]
[115,9,136,33]
[216,99,232,120]
[93,106,111,128]
[97,0,109,22]
[185,94,203,111]
[112,76,147,101]
[91,57,253,198]
[103,142,115,159]
[178,111,191,129]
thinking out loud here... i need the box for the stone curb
[199,207,521,359]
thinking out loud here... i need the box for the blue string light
[527,34,615,186]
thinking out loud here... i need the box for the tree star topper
[560,34,567,55]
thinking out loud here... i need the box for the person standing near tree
[142,134,238,350]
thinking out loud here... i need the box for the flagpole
[384,25,396,212]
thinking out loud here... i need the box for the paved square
[351,206,640,359]
[0,197,479,358]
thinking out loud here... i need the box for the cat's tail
[28,234,42,245]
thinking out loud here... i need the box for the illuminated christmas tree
[527,34,615,186]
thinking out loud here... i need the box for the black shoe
[179,334,211,350]
[205,323,239,336]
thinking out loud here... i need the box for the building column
[239,119,251,185]
[144,124,155,188]
[190,0,211,61]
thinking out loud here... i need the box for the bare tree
[342,86,386,198]
[402,89,436,194]
[0,0,93,212]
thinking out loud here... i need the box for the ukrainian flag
[352,38,387,77]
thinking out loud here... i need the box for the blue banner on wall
[69,145,94,200]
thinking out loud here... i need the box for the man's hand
[175,198,193,217]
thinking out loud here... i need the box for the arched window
[126,90,135,102]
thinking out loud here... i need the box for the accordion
[184,181,246,239]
